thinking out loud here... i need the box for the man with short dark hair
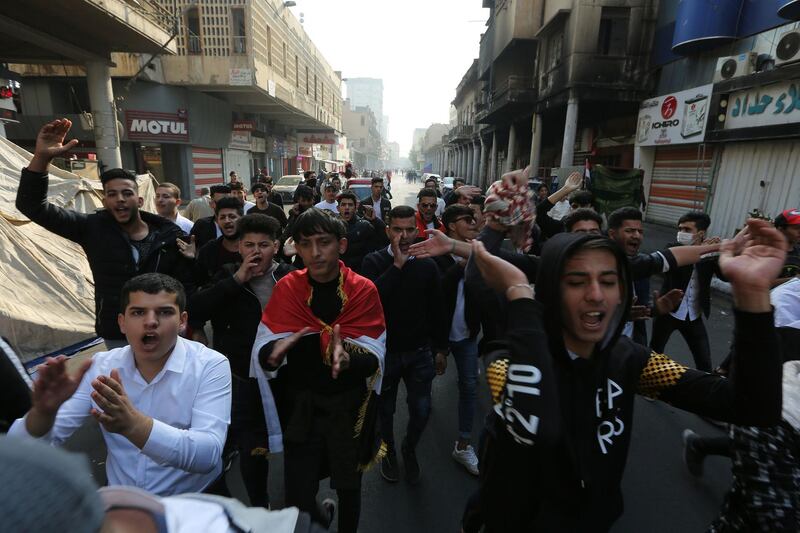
[444,177,466,206]
[650,211,724,371]
[283,185,316,267]
[15,119,194,348]
[229,182,255,213]
[357,177,392,223]
[337,191,387,272]
[435,205,481,475]
[535,172,584,239]
[189,214,293,508]
[607,206,720,345]
[8,272,232,496]
[416,188,444,237]
[423,178,446,217]
[194,197,244,287]
[252,208,386,533]
[249,182,288,229]
[154,182,193,234]
[191,184,232,249]
[262,177,284,208]
[362,206,448,485]
[563,207,603,234]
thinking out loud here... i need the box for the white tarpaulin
[0,136,157,362]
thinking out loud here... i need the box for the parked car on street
[442,176,455,196]
[345,177,392,202]
[273,174,304,204]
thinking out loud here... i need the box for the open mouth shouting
[141,332,160,350]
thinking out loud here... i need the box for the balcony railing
[120,0,176,33]
[448,124,474,142]
[187,32,201,55]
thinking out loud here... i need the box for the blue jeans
[378,347,435,451]
[450,338,479,441]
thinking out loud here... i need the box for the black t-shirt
[248,203,288,228]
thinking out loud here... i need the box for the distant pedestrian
[184,187,214,222]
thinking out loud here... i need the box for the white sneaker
[452,443,479,475]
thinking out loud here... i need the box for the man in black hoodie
[465,220,785,532]
[188,214,293,509]
[15,119,194,348]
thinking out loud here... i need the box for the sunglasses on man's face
[420,202,437,209]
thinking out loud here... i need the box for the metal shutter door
[646,145,714,225]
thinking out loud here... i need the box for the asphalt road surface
[70,176,735,532]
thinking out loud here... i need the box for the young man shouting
[362,206,448,485]
[249,182,288,229]
[337,191,387,272]
[154,182,194,234]
[314,182,339,214]
[468,220,785,531]
[16,119,194,348]
[189,214,293,508]
[8,273,232,496]
[193,197,244,286]
[251,208,386,533]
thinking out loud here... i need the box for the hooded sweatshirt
[477,233,783,532]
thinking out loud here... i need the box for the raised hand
[653,289,684,316]
[29,119,80,172]
[90,369,150,443]
[471,239,531,300]
[720,218,787,312]
[267,327,312,368]
[32,355,92,416]
[563,171,583,192]
[234,249,262,284]
[330,325,350,379]
[408,229,452,259]
[455,185,483,200]
[283,237,297,257]
[176,235,197,259]
[391,232,409,269]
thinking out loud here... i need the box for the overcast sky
[286,0,489,156]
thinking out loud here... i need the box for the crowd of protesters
[0,119,797,532]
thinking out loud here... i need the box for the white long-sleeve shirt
[9,337,232,496]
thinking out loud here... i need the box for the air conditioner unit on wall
[775,30,800,67]
[713,52,757,83]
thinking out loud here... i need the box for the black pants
[227,376,270,507]
[650,314,712,372]
[284,439,361,533]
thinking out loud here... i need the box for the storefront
[704,79,800,237]
[124,109,192,194]
[635,84,714,226]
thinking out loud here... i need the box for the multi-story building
[421,123,450,173]
[6,0,344,196]
[636,0,800,235]
[1,1,175,169]
[344,77,384,139]
[342,99,381,170]
[437,60,482,181]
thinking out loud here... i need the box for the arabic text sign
[725,81,800,129]
[635,84,713,146]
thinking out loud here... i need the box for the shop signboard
[230,68,253,86]
[635,84,713,146]
[233,120,255,132]
[251,136,266,153]
[299,143,313,158]
[125,110,189,142]
[229,131,251,150]
[299,132,337,145]
[724,80,800,129]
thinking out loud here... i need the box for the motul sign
[125,110,189,142]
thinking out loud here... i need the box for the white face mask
[676,231,694,245]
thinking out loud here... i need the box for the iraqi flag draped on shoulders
[250,261,387,454]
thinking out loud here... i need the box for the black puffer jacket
[187,261,294,378]
[476,233,783,532]
[16,168,195,340]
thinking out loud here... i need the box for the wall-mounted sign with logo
[635,84,713,147]
[299,133,336,145]
[298,143,313,158]
[233,120,255,132]
[230,68,253,86]
[724,80,800,129]
[125,110,189,142]
[229,131,251,151]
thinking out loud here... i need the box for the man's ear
[138,196,144,208]
[118,313,126,335]
[339,237,348,255]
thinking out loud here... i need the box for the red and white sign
[636,84,713,147]
[125,110,189,142]
[233,120,255,132]
[661,96,677,119]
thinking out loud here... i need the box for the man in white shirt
[8,273,232,496]
[154,182,194,234]
[230,181,256,213]
[314,182,339,213]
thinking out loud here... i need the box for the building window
[231,7,246,54]
[295,55,299,87]
[314,74,318,101]
[547,30,563,69]
[282,42,287,77]
[267,26,272,66]
[305,65,309,94]
[186,6,201,54]
[597,7,629,56]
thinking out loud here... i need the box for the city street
[67,177,735,532]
